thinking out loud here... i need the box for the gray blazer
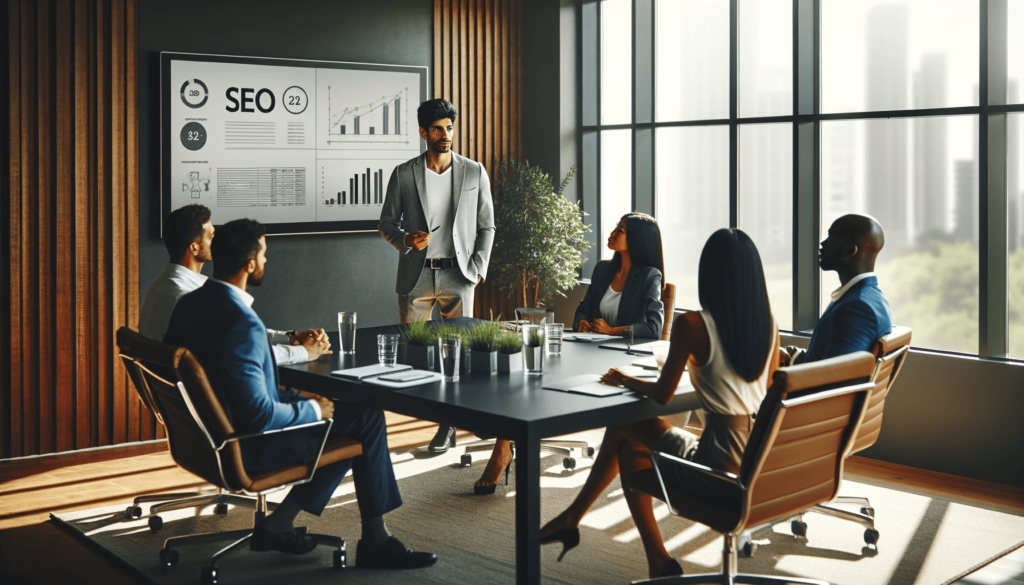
[573,260,665,339]
[378,152,495,295]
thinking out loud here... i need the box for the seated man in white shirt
[139,204,331,364]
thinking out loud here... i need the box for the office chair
[628,351,877,585]
[118,327,363,585]
[736,326,912,556]
[118,329,262,531]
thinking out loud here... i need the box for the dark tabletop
[278,319,699,439]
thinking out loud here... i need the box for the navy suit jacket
[164,280,319,467]
[797,275,893,364]
[573,260,665,339]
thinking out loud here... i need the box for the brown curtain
[433,0,523,320]
[3,0,145,459]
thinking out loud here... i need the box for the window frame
[577,0,1024,360]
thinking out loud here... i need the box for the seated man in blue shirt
[165,219,436,569]
[786,214,894,364]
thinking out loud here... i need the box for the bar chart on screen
[317,158,400,221]
[316,68,421,154]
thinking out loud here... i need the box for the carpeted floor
[52,431,1024,585]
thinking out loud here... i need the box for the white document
[364,370,443,389]
[562,332,617,343]
[331,363,412,381]
[598,339,670,355]
[542,374,631,397]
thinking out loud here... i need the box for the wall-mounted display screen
[161,52,428,234]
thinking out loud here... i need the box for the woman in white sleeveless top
[540,229,781,579]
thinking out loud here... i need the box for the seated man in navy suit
[165,219,436,569]
[786,214,894,365]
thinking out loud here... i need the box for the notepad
[364,370,443,389]
[330,363,413,381]
[598,339,669,354]
[562,333,617,343]
[542,374,631,397]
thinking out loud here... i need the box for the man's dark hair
[417,98,458,129]
[163,204,211,261]
[697,229,774,382]
[212,219,266,278]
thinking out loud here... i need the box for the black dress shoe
[250,525,317,555]
[356,536,438,569]
[427,425,456,453]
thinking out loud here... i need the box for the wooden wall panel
[3,0,142,458]
[433,0,522,320]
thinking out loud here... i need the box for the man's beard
[431,140,451,153]
[249,267,265,287]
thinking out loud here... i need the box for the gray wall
[782,334,1024,488]
[139,0,432,331]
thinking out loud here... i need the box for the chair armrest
[650,451,743,513]
[218,419,329,448]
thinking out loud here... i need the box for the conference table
[278,318,700,585]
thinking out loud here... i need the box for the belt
[426,257,457,270]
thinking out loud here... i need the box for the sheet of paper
[331,363,412,380]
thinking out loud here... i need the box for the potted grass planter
[403,321,437,370]
[496,331,523,373]
[467,321,502,375]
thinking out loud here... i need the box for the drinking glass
[546,323,563,356]
[337,312,357,355]
[522,324,546,375]
[377,334,400,367]
[438,336,461,382]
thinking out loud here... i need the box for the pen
[430,226,440,233]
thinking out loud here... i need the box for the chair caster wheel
[740,541,757,558]
[201,566,218,585]
[861,506,875,517]
[563,457,576,469]
[159,548,178,568]
[126,505,143,519]
[333,547,347,569]
[791,520,808,537]
[864,529,880,545]
[587,447,595,457]
[460,454,472,467]
[214,503,229,515]
[148,515,163,532]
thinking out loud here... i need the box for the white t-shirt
[424,165,456,258]
[599,286,622,326]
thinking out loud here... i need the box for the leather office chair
[661,283,676,340]
[117,327,363,585]
[783,326,913,545]
[628,351,877,585]
[118,329,258,531]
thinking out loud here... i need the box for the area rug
[52,431,1024,585]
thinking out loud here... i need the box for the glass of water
[338,312,357,355]
[437,336,461,382]
[522,324,545,375]
[377,334,400,366]
[546,323,563,356]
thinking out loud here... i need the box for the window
[583,0,1020,358]
[656,127,729,311]
[740,124,793,327]
[821,117,978,354]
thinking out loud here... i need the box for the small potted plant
[495,331,523,373]
[403,320,438,370]
[522,324,545,375]
[467,321,502,375]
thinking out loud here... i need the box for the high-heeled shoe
[473,445,514,495]
[660,559,683,576]
[540,527,580,562]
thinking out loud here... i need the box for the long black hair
[697,229,773,382]
[611,211,665,279]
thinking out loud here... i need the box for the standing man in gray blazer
[378,98,494,452]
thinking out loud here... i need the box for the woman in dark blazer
[574,211,665,339]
